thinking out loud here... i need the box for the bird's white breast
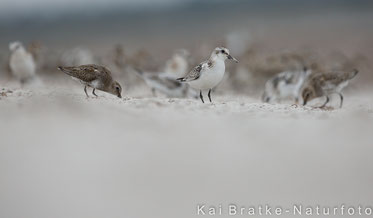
[72,77,102,89]
[336,81,349,93]
[90,79,102,89]
[189,60,225,90]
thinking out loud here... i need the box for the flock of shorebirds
[7,41,359,109]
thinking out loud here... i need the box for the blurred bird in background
[301,69,359,108]
[262,67,311,104]
[9,41,42,86]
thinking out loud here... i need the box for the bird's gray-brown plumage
[58,64,122,98]
[301,69,358,108]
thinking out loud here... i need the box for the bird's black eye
[221,50,225,54]
[116,86,120,90]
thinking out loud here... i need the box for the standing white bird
[9,41,36,84]
[177,47,238,103]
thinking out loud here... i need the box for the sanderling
[176,47,238,103]
[132,67,198,98]
[9,41,37,84]
[164,49,191,79]
[58,64,122,98]
[301,69,358,108]
[262,67,311,104]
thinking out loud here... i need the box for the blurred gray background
[1,0,373,93]
[1,0,373,53]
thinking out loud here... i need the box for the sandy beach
[0,82,372,218]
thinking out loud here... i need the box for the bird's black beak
[303,95,309,106]
[118,94,122,98]
[228,55,239,63]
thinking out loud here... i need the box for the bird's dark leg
[320,96,329,108]
[339,93,344,108]
[84,86,89,98]
[303,94,309,106]
[303,95,308,106]
[92,88,98,97]
[208,89,212,103]
[199,90,204,103]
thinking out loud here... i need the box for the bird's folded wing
[317,73,342,87]
[62,65,98,82]
[180,61,208,82]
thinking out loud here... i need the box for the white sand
[0,85,372,218]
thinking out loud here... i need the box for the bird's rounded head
[109,81,122,98]
[211,47,239,63]
[301,87,316,106]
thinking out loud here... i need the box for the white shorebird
[262,67,311,104]
[9,41,37,84]
[177,47,238,103]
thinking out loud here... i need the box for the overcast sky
[0,0,192,16]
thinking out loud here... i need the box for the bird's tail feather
[57,66,75,76]
[346,69,359,80]
[57,66,65,72]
